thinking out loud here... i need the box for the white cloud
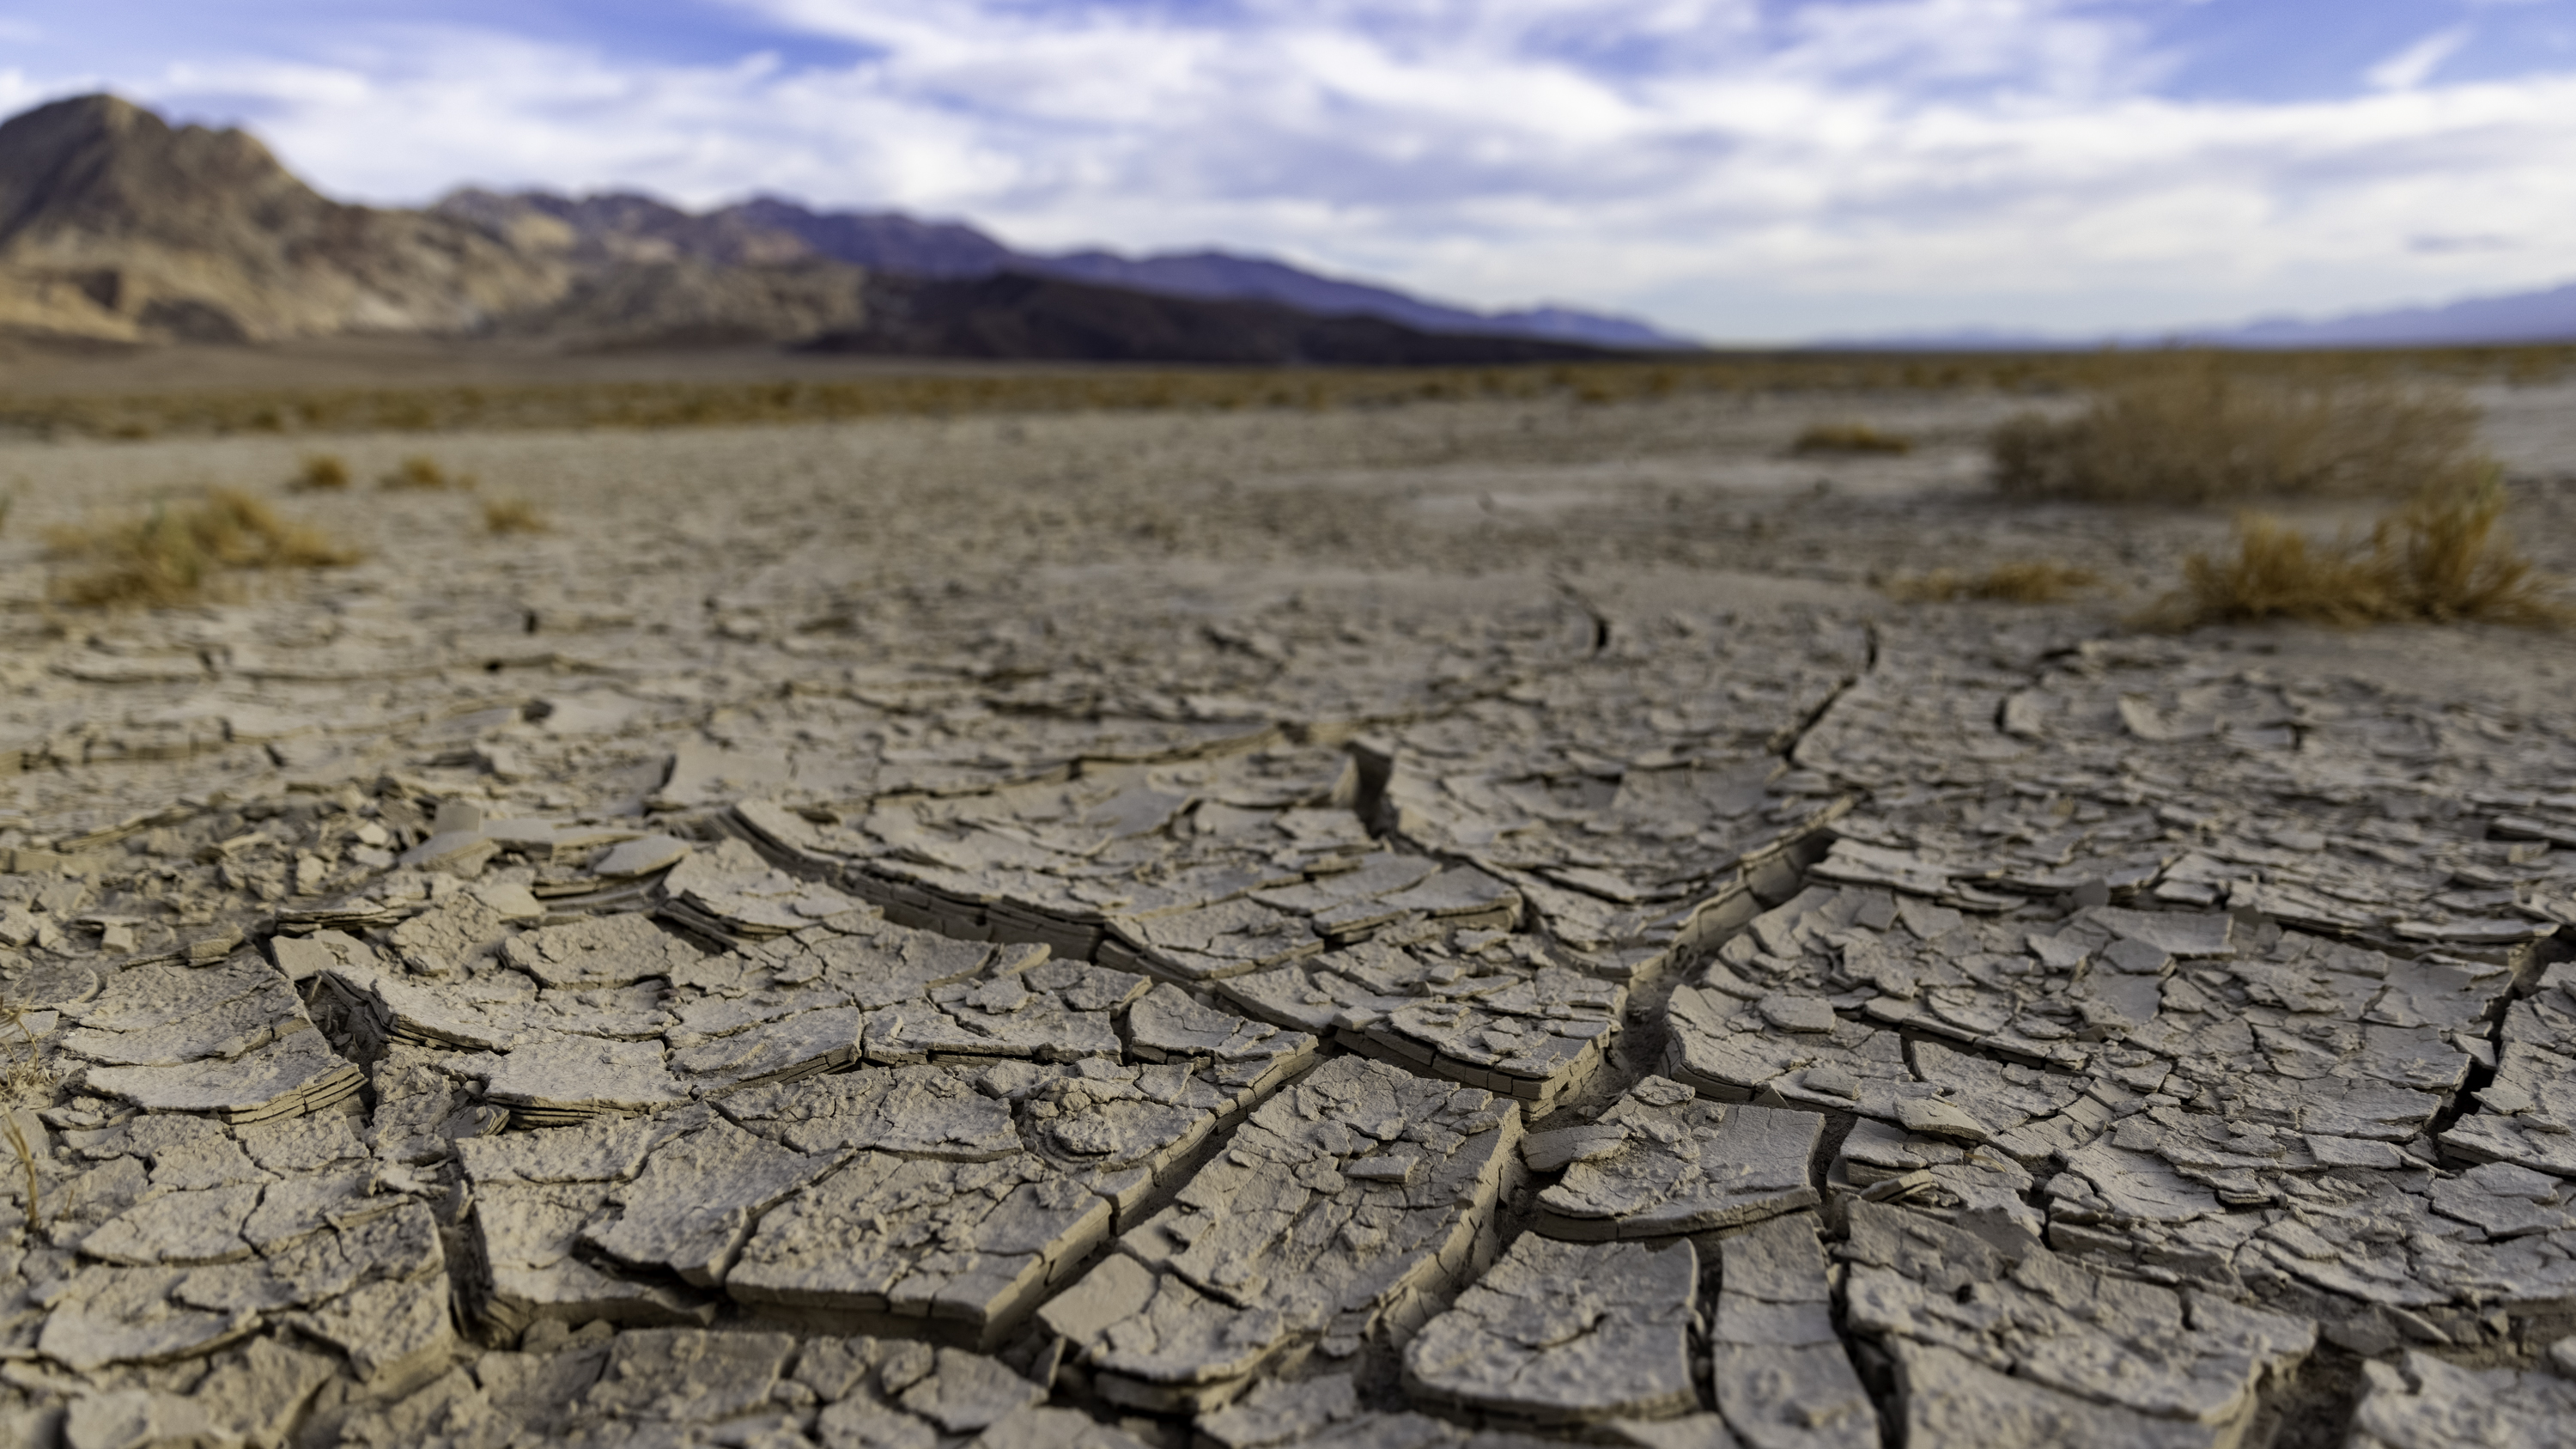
[18,1,2576,339]
[2366,26,2473,91]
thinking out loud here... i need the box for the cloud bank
[4,0,2574,340]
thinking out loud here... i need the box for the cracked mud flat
[6,382,2576,1448]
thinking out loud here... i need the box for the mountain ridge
[2199,282,2576,349]
[0,92,1656,362]
[0,94,567,344]
[806,271,1616,365]
[1819,281,2576,352]
[435,186,1692,350]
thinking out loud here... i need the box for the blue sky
[6,2,2574,340]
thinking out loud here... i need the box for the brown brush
[2146,471,2571,629]
[1886,561,2102,604]
[1992,358,2486,506]
[46,487,361,606]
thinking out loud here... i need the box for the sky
[4,2,2574,341]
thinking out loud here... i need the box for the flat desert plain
[5,374,2576,1449]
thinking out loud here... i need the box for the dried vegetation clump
[2147,472,2571,630]
[3,344,2567,442]
[1791,421,1913,455]
[2,1108,34,1233]
[288,453,350,490]
[45,487,361,606]
[380,454,470,491]
[482,497,549,535]
[1885,561,2102,604]
[3,997,51,1232]
[1990,359,2489,505]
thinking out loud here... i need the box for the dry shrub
[0,344,2567,441]
[1886,561,2101,604]
[1793,422,1914,456]
[380,454,470,491]
[1991,360,2486,504]
[3,997,51,1232]
[2147,472,2570,630]
[483,497,550,535]
[3,1106,35,1233]
[46,488,361,606]
[289,453,351,490]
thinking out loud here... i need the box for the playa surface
[6,376,2576,1448]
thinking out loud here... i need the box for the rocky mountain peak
[0,93,316,254]
[0,93,568,344]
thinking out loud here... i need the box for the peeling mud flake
[2441,966,2576,1179]
[1230,929,1625,1111]
[977,1404,1160,1449]
[482,1033,690,1127]
[1528,1075,1821,1240]
[1707,1212,1877,1449]
[2344,1346,2576,1449]
[1841,1201,2313,1446]
[726,1149,1109,1339]
[1041,1055,1523,1412]
[36,1265,262,1373]
[578,1112,854,1286]
[1891,1342,2217,1449]
[1403,1233,1699,1426]
[575,1325,798,1425]
[455,1113,720,1336]
[78,1029,368,1124]
[1823,1117,2040,1244]
[65,951,365,1123]
[501,910,706,989]
[367,1042,510,1165]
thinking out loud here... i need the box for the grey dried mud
[7,393,2576,1448]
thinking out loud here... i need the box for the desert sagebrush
[2147,471,2569,630]
[482,498,549,535]
[2,996,48,1233]
[380,454,469,491]
[290,454,351,490]
[1991,359,2487,505]
[46,488,361,606]
[0,345,2560,443]
[1793,422,1913,456]
[1886,561,2101,604]
[3,1107,35,1233]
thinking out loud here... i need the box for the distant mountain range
[15,91,2564,362]
[0,92,1677,362]
[1825,283,2576,351]
[0,94,562,344]
[808,271,1619,366]
[2203,283,2576,349]
[433,187,1690,350]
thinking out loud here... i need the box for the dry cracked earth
[7,381,2576,1449]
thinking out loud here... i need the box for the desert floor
[4,375,2576,1448]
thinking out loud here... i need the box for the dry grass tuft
[46,487,362,606]
[380,454,471,491]
[2146,472,2571,630]
[1991,359,2487,505]
[482,497,550,535]
[1,344,2567,443]
[3,996,50,1233]
[1793,422,1914,456]
[289,453,351,490]
[1886,561,2103,604]
[3,1107,35,1233]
